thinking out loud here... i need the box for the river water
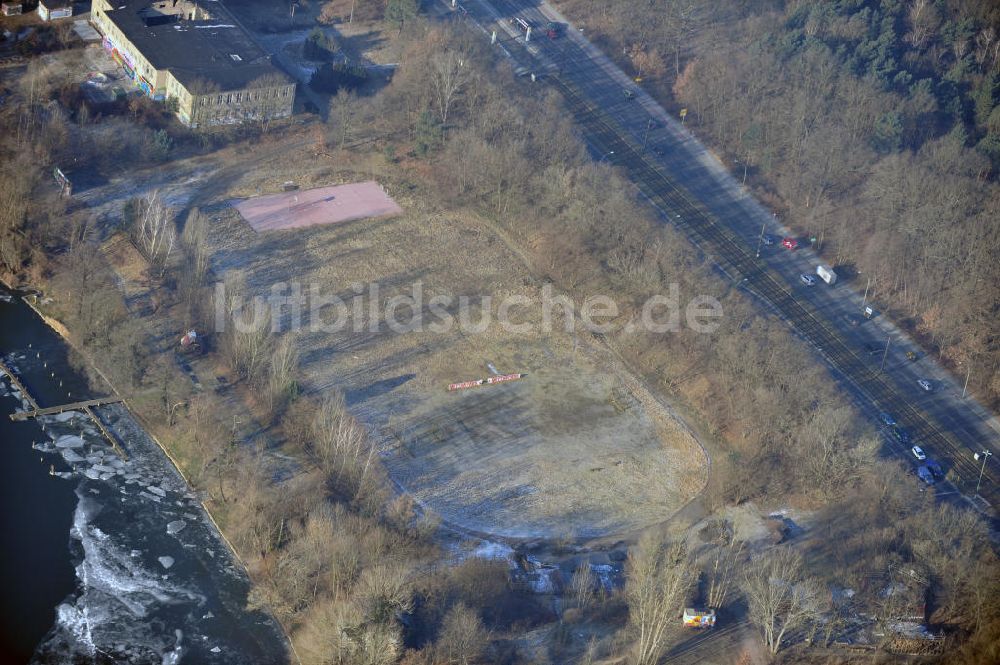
[0,288,288,664]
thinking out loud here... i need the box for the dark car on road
[925,459,944,478]
[917,466,935,485]
[879,412,896,426]
[891,425,912,444]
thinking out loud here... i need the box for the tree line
[558,0,1000,408]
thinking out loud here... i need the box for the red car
[781,237,798,250]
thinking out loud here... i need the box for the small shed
[38,0,72,20]
[1,2,22,15]
[683,608,717,628]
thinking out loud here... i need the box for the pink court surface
[233,181,402,232]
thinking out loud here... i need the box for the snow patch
[472,540,513,560]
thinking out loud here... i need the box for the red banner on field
[448,373,524,391]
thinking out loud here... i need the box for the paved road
[435,0,1000,512]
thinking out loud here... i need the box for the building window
[217,94,223,105]
[226,94,232,104]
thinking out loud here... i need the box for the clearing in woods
[208,177,709,540]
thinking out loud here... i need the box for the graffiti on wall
[103,36,157,98]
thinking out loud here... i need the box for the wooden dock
[1,360,127,458]
[83,405,129,461]
[0,359,38,410]
[9,396,124,421]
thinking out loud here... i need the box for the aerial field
[207,179,709,540]
[232,181,402,231]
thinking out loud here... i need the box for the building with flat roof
[90,0,295,127]
[39,0,73,21]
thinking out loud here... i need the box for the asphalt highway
[434,0,1000,512]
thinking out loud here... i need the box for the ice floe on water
[55,434,85,449]
[3,374,289,664]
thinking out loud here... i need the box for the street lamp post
[880,337,891,371]
[975,450,992,496]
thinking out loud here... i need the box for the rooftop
[104,0,290,92]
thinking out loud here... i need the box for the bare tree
[429,49,474,124]
[741,548,821,654]
[433,602,490,665]
[706,523,745,608]
[130,190,176,273]
[0,164,31,271]
[179,208,212,326]
[222,271,274,384]
[625,532,695,665]
[356,562,414,624]
[310,393,377,497]
[327,90,357,149]
[655,0,705,76]
[267,333,299,414]
[295,595,401,665]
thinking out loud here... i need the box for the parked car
[911,445,926,461]
[816,264,837,285]
[623,88,635,100]
[917,465,935,485]
[917,379,933,392]
[906,351,919,361]
[879,412,896,426]
[761,234,777,246]
[800,274,817,286]
[925,459,944,478]
[782,237,798,250]
[892,426,911,444]
[545,21,561,39]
